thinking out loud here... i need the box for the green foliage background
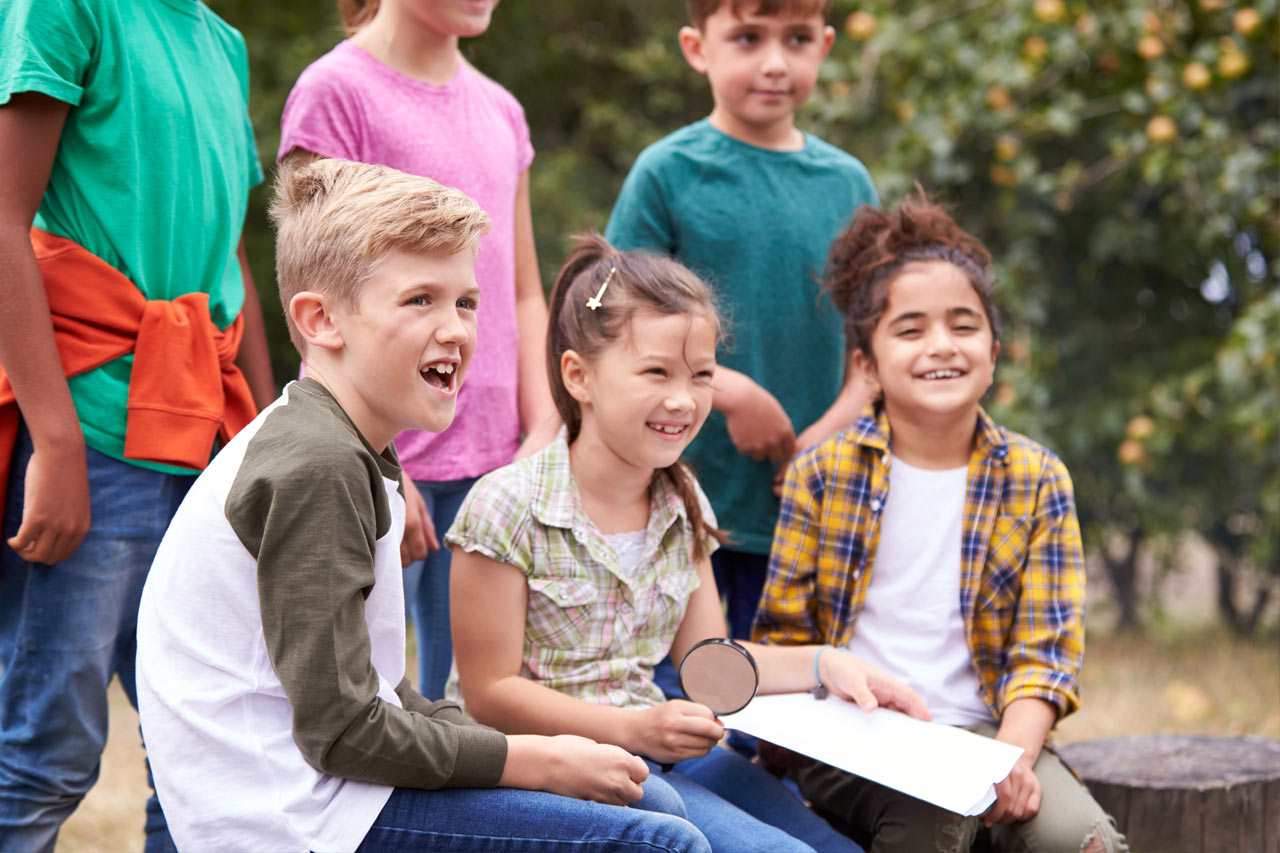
[211,0,1278,631]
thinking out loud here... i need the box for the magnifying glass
[677,637,759,716]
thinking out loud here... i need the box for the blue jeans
[0,425,190,853]
[644,749,862,853]
[356,785,711,852]
[403,476,478,700]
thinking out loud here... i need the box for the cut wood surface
[1058,735,1280,853]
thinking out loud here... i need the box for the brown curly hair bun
[825,191,1000,362]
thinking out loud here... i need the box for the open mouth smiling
[421,361,457,393]
[919,368,965,380]
[647,422,689,437]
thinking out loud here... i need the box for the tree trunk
[1103,524,1143,632]
[1216,549,1273,637]
[1059,735,1280,853]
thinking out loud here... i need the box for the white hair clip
[586,265,617,310]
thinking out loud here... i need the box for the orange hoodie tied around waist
[0,228,257,524]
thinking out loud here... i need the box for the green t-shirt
[606,119,878,554]
[0,0,263,471]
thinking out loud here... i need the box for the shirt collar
[849,404,1009,462]
[529,429,688,536]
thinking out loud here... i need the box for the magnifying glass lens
[677,638,759,716]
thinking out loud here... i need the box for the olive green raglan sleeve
[393,677,475,726]
[225,391,506,789]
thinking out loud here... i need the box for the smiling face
[680,4,835,148]
[859,260,999,428]
[326,247,480,449]
[568,310,718,475]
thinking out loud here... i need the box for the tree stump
[1058,735,1280,853]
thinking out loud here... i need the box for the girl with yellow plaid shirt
[753,196,1127,852]
[446,234,929,853]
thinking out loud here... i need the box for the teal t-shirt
[606,119,878,554]
[0,0,263,472]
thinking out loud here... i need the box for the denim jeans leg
[407,476,477,700]
[0,426,190,853]
[674,748,863,853]
[647,758,817,853]
[356,786,710,853]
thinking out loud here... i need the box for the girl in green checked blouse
[752,195,1128,852]
[445,233,927,853]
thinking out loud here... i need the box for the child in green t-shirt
[606,0,877,644]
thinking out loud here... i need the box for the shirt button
[870,498,882,512]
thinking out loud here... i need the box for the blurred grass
[56,624,1280,852]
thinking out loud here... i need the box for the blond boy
[134,159,708,853]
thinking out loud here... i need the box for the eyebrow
[401,283,482,302]
[886,306,983,324]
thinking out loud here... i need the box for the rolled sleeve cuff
[445,726,508,788]
[999,666,1080,719]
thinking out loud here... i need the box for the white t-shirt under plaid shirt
[445,432,718,710]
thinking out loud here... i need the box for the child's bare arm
[452,547,722,764]
[500,734,647,806]
[793,350,876,455]
[713,366,795,462]
[984,696,1056,825]
[232,237,276,410]
[0,92,90,566]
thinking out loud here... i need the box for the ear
[289,291,344,351]
[820,24,836,59]
[678,26,709,75]
[852,348,881,398]
[560,349,592,404]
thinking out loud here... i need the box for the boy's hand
[983,751,1041,825]
[7,442,90,565]
[632,699,724,764]
[399,476,438,567]
[715,369,795,462]
[819,647,932,721]
[501,734,648,806]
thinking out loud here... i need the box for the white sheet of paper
[721,693,1023,816]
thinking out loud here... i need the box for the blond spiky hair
[269,157,491,354]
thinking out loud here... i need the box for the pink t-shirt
[280,41,534,480]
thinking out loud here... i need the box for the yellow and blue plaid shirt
[753,405,1086,719]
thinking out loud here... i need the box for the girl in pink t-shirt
[279,0,559,700]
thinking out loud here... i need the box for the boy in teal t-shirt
[605,0,876,641]
[0,0,273,848]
